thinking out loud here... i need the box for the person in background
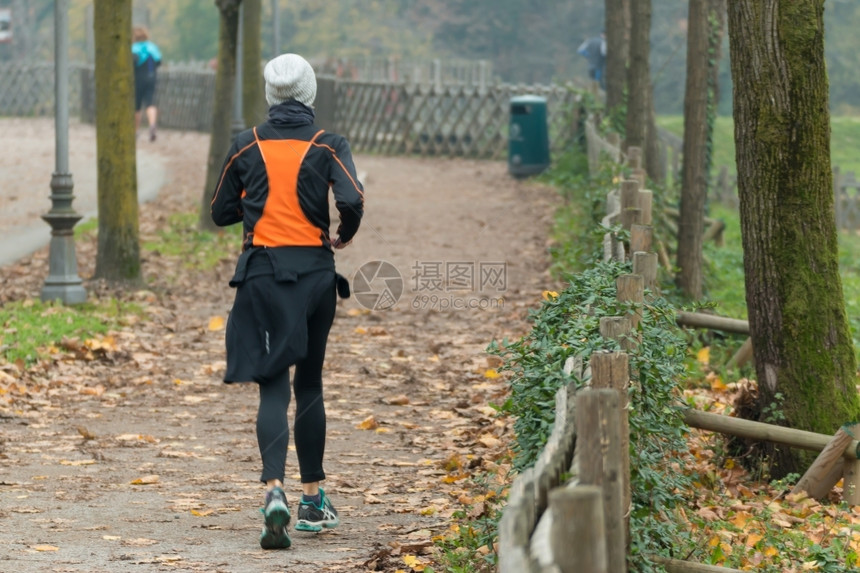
[210,53,364,550]
[578,31,607,89]
[132,26,162,142]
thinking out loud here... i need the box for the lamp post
[231,3,245,137]
[41,0,86,304]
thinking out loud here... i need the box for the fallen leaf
[357,415,379,430]
[191,509,214,517]
[77,426,96,440]
[32,545,59,551]
[208,316,225,331]
[386,395,410,406]
[130,475,160,485]
[478,434,501,448]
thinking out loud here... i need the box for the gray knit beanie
[264,53,317,107]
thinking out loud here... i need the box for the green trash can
[508,95,550,177]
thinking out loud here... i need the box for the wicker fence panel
[335,80,582,159]
[0,62,84,117]
[155,69,216,132]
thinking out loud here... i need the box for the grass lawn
[657,114,860,177]
[657,114,860,356]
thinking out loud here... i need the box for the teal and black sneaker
[259,487,292,549]
[295,488,340,532]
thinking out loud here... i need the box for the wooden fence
[500,128,860,571]
[0,62,85,116]
[331,80,582,159]
[80,63,586,160]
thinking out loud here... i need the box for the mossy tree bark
[604,0,629,118]
[676,0,712,299]
[624,0,650,157]
[728,0,860,477]
[199,0,242,232]
[241,0,265,128]
[93,0,141,283]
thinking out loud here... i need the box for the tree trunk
[624,0,650,156]
[677,0,726,299]
[676,0,710,299]
[728,0,860,477]
[645,83,662,183]
[93,0,141,283]
[199,0,242,231]
[241,0,265,127]
[604,0,629,117]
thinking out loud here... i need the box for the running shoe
[295,488,340,532]
[259,487,291,549]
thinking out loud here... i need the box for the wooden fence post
[843,424,860,505]
[638,189,653,225]
[575,388,626,573]
[630,224,652,254]
[792,425,856,499]
[627,146,641,170]
[616,274,644,329]
[590,352,631,536]
[599,316,634,351]
[549,486,609,573]
[632,251,659,294]
[620,180,641,232]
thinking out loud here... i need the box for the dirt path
[0,122,559,572]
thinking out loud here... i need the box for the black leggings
[256,277,336,484]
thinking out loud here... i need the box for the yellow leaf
[542,290,559,301]
[191,509,213,517]
[724,458,735,470]
[708,372,727,392]
[697,347,710,364]
[745,533,763,547]
[403,554,426,570]
[356,415,379,430]
[32,545,59,551]
[60,459,95,466]
[419,506,436,516]
[730,511,750,529]
[375,427,391,434]
[483,369,500,379]
[208,316,225,331]
[130,474,160,485]
[763,546,779,557]
[347,308,370,316]
[708,535,720,547]
[354,327,368,334]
